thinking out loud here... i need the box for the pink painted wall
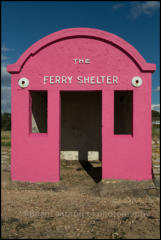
[7,28,156,182]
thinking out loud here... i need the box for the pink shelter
[7,28,156,182]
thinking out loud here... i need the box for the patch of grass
[7,217,19,224]
[1,131,11,146]
[1,131,11,139]
[16,222,33,231]
[1,142,11,146]
[1,136,11,140]
[152,125,160,139]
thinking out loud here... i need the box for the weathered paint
[7,28,156,182]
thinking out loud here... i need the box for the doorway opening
[60,91,102,183]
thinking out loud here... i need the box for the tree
[1,113,11,130]
[152,110,160,121]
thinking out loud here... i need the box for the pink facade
[7,28,156,182]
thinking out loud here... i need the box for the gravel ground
[1,130,160,239]
[1,145,160,239]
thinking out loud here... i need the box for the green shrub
[1,142,11,146]
[152,125,160,139]
[1,113,11,131]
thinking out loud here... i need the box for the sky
[1,1,160,113]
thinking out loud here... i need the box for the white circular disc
[18,78,29,88]
[131,76,142,87]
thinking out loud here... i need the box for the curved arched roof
[7,28,156,73]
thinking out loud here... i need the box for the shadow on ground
[79,161,102,183]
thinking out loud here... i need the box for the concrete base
[60,151,100,161]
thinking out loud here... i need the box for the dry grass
[1,131,160,239]
[1,186,160,239]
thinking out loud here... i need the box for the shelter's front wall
[102,74,152,180]
[11,37,152,182]
[11,76,60,182]
[18,37,141,91]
